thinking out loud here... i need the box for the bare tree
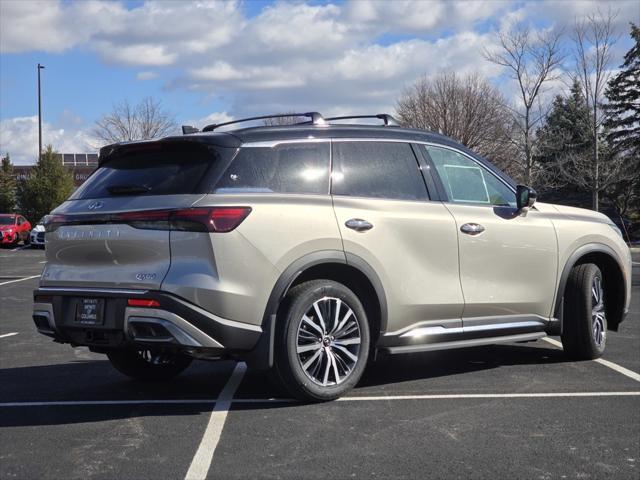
[395,72,520,176]
[570,9,618,210]
[484,26,564,185]
[262,113,306,126]
[93,97,176,145]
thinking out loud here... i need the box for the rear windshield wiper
[106,185,151,195]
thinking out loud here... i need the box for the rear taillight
[44,207,251,233]
[34,295,53,304]
[127,299,161,307]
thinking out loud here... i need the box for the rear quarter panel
[163,194,343,326]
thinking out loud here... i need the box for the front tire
[107,349,193,380]
[273,280,370,402]
[561,263,607,360]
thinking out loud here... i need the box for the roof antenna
[182,125,200,135]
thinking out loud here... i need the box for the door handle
[460,223,485,235]
[345,218,373,232]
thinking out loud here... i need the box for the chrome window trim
[38,287,147,295]
[241,138,331,148]
[241,138,516,195]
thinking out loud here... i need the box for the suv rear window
[331,141,428,201]
[214,142,330,195]
[71,144,224,200]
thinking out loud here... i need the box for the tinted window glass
[424,146,516,207]
[215,143,330,195]
[71,144,222,199]
[332,142,427,200]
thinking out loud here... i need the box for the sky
[1,0,638,165]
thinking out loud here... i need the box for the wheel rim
[591,276,606,348]
[296,296,361,387]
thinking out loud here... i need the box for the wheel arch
[554,243,627,333]
[245,250,387,370]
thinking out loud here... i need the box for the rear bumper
[32,287,262,357]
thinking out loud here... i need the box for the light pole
[37,63,45,160]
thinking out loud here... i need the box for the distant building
[11,153,98,188]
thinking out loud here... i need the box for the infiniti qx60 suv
[33,112,632,401]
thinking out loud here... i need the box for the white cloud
[136,71,158,81]
[94,42,177,67]
[2,0,638,152]
[0,1,89,53]
[0,116,95,165]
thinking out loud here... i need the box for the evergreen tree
[0,154,17,212]
[604,23,639,157]
[534,81,592,205]
[602,23,640,219]
[18,145,74,221]
[537,80,592,160]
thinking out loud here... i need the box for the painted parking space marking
[185,361,247,480]
[1,391,639,408]
[0,332,19,339]
[0,275,39,286]
[543,337,640,382]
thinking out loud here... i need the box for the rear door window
[331,141,428,201]
[71,143,225,200]
[214,142,330,195]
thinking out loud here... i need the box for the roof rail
[325,114,400,126]
[201,112,325,132]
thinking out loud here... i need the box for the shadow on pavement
[0,343,570,426]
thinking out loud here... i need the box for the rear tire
[561,263,607,360]
[273,280,370,402]
[107,349,193,380]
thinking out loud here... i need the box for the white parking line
[185,362,247,480]
[542,337,640,382]
[1,391,639,408]
[0,332,19,339]
[0,275,39,286]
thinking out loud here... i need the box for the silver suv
[32,113,632,401]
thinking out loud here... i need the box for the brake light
[177,207,252,233]
[127,299,161,307]
[44,207,251,233]
[34,295,53,304]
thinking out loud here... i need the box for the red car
[0,214,31,246]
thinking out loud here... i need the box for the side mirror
[516,185,537,210]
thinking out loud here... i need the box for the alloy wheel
[591,276,606,348]
[296,296,362,386]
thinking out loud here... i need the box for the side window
[424,146,516,207]
[331,142,428,201]
[214,142,330,195]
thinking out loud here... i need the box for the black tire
[24,234,30,246]
[107,349,193,380]
[273,280,370,402]
[561,263,607,360]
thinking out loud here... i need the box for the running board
[379,332,547,355]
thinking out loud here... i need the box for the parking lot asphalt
[1,247,639,479]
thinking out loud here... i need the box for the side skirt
[380,332,546,355]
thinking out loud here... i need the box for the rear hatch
[41,138,236,290]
